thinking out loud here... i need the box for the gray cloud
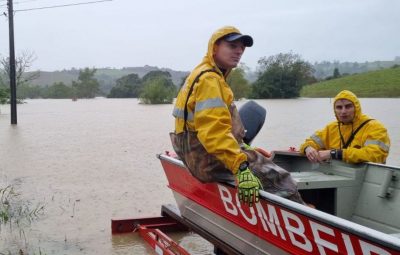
[1,0,399,71]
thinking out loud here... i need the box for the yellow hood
[333,90,362,123]
[196,26,243,76]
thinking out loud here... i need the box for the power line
[14,0,112,12]
[14,0,45,3]
[6,0,44,5]
[1,0,40,6]
[1,0,76,8]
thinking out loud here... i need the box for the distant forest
[1,55,399,102]
[23,57,400,92]
[312,57,400,79]
[244,57,400,82]
[27,65,189,95]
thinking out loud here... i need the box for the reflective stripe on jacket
[300,90,390,164]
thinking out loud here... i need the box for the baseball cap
[223,33,253,47]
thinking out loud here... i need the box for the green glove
[236,166,262,207]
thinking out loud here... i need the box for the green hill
[301,66,400,97]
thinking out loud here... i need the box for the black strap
[183,68,219,131]
[341,119,374,149]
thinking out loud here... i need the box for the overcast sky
[0,0,399,72]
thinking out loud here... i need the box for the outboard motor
[238,101,267,145]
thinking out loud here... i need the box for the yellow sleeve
[194,75,246,173]
[299,126,329,154]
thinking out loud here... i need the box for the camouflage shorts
[170,131,233,183]
[170,131,303,204]
[245,150,304,204]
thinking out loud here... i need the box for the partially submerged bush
[139,76,176,104]
[0,184,45,254]
[0,185,44,228]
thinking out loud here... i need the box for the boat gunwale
[158,153,400,251]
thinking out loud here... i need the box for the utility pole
[3,0,112,125]
[8,0,17,124]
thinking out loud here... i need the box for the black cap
[223,33,253,47]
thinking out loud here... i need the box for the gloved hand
[236,167,262,207]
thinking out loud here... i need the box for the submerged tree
[72,68,100,98]
[252,52,315,98]
[17,84,43,99]
[108,73,142,98]
[140,71,176,104]
[43,82,73,99]
[227,65,251,100]
[0,51,40,102]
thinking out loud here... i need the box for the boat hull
[159,153,400,255]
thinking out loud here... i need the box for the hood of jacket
[195,26,243,77]
[333,90,362,123]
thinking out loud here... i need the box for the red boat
[112,101,399,254]
[157,151,400,255]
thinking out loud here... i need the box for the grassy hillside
[301,66,400,97]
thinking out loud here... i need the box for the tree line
[313,57,400,79]
[107,70,176,104]
[106,52,315,101]
[0,61,177,104]
[1,67,101,100]
[2,51,379,104]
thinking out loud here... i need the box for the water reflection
[111,233,154,255]
[111,231,214,255]
[176,232,215,255]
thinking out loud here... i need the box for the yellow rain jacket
[173,26,246,174]
[300,90,390,163]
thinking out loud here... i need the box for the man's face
[213,40,245,70]
[334,99,355,124]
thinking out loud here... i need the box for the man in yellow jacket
[171,26,303,207]
[300,90,390,164]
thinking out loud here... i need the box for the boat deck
[292,171,358,189]
[273,151,400,236]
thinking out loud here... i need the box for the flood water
[0,98,399,254]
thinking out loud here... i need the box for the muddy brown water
[0,98,398,254]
